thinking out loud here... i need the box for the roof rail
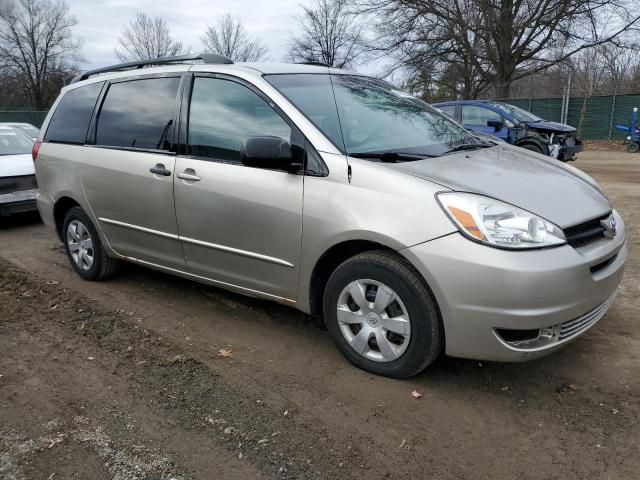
[298,61,333,68]
[70,52,233,84]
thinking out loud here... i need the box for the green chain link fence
[0,111,49,128]
[508,94,640,140]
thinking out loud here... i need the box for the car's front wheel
[323,251,442,378]
[62,206,120,281]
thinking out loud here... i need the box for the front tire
[323,251,442,378]
[62,206,120,281]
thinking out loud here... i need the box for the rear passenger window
[188,77,291,163]
[45,82,103,144]
[96,77,180,151]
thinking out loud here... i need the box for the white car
[0,126,38,216]
[0,122,40,141]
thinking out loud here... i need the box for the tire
[62,206,120,281]
[323,251,442,378]
[520,143,546,155]
[627,142,639,154]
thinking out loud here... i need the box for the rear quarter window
[44,82,104,144]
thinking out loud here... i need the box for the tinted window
[96,77,180,150]
[437,105,456,118]
[45,82,103,144]
[188,77,291,163]
[461,105,503,125]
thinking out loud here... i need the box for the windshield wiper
[443,142,494,154]
[348,151,434,162]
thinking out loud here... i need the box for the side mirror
[240,136,301,172]
[487,119,504,132]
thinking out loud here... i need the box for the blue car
[433,100,583,161]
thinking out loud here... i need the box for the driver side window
[188,77,292,164]
[461,105,503,126]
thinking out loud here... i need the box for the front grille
[558,293,616,340]
[564,213,610,248]
[496,291,616,350]
[0,174,37,194]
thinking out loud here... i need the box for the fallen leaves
[217,348,233,358]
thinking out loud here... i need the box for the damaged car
[433,100,583,161]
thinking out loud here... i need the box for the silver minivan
[34,54,626,378]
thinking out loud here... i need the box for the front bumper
[0,189,38,216]
[401,210,626,362]
[558,141,584,161]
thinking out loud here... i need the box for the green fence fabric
[2,95,640,140]
[0,111,48,128]
[508,94,640,140]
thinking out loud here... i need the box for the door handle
[149,163,171,176]
[177,170,201,182]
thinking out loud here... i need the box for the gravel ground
[0,150,638,479]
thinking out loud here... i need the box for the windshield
[0,129,33,155]
[266,74,477,158]
[490,103,542,123]
[17,125,40,137]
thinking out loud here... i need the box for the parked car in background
[0,126,38,216]
[0,122,40,141]
[35,54,625,378]
[434,100,583,161]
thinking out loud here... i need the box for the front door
[81,75,186,271]
[174,75,304,301]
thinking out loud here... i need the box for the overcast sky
[68,0,299,70]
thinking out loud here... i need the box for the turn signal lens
[448,206,485,240]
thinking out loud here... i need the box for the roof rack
[70,52,233,84]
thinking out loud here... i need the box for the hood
[387,145,610,228]
[526,120,576,134]
[0,153,35,177]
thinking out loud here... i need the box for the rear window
[96,77,180,151]
[45,82,103,144]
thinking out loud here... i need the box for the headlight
[437,192,566,249]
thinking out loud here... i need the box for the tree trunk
[495,81,511,99]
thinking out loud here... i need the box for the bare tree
[201,13,268,62]
[0,0,80,109]
[360,0,640,98]
[115,12,185,62]
[287,0,366,68]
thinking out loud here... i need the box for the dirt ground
[0,150,638,480]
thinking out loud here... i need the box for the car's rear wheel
[323,251,442,378]
[63,206,120,281]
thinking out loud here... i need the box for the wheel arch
[515,137,548,155]
[53,196,81,241]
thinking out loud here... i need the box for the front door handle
[177,170,201,182]
[149,163,171,176]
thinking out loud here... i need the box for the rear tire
[323,251,442,378]
[62,206,120,281]
[627,142,639,153]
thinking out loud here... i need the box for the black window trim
[178,72,328,177]
[87,72,185,156]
